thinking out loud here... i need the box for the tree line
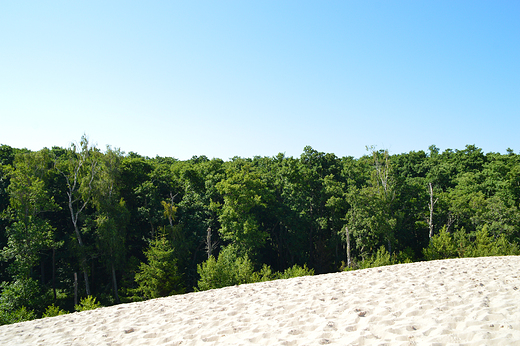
[0,137,519,323]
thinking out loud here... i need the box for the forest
[0,136,519,324]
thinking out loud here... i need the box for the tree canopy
[0,139,518,324]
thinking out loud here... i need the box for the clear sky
[1,1,519,160]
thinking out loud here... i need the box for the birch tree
[346,148,396,259]
[54,135,100,296]
[427,182,438,239]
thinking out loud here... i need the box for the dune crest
[1,256,520,345]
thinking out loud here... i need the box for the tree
[0,278,40,325]
[423,225,519,260]
[133,232,184,299]
[1,150,59,279]
[0,146,16,246]
[119,154,153,258]
[216,162,272,260]
[170,157,224,287]
[134,180,162,239]
[344,225,352,268]
[196,245,314,291]
[91,147,129,303]
[278,147,344,272]
[346,148,396,259]
[196,245,256,291]
[423,226,457,260]
[427,182,438,239]
[54,135,100,296]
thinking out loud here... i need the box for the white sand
[1,256,520,346]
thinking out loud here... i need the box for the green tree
[216,162,272,260]
[196,245,256,291]
[346,148,396,259]
[277,147,344,272]
[423,226,456,260]
[0,277,40,325]
[423,225,518,261]
[134,180,162,239]
[54,135,101,296]
[91,147,129,304]
[134,233,184,300]
[0,145,16,264]
[42,303,68,317]
[169,157,224,288]
[196,245,315,291]
[74,295,102,311]
[275,264,314,279]
[1,150,59,279]
[466,225,519,257]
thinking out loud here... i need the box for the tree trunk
[205,227,220,259]
[57,139,98,297]
[428,182,438,239]
[345,225,351,268]
[111,263,120,304]
[73,221,91,296]
[68,192,90,296]
[41,258,45,285]
[206,227,213,259]
[70,203,91,296]
[52,248,56,303]
[83,267,90,296]
[74,272,78,306]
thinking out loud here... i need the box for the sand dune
[1,256,519,345]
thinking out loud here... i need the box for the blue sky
[1,1,519,160]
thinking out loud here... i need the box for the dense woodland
[1,136,519,323]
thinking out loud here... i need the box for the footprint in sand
[323,321,337,331]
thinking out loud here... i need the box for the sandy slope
[1,256,519,345]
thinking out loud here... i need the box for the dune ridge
[1,256,519,345]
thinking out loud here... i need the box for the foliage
[346,148,397,259]
[0,278,42,313]
[133,233,184,299]
[466,225,519,257]
[275,264,315,279]
[54,135,101,297]
[196,245,256,291]
[216,163,271,259]
[42,304,68,318]
[424,225,519,261]
[1,138,520,315]
[250,264,275,282]
[0,278,42,325]
[75,295,102,312]
[197,247,315,291]
[0,306,36,325]
[358,246,394,269]
[423,227,457,260]
[341,246,414,271]
[1,150,60,279]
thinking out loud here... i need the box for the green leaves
[423,225,519,261]
[75,295,102,312]
[42,304,68,317]
[1,139,520,326]
[423,227,457,260]
[0,278,40,324]
[275,264,314,279]
[196,245,256,291]
[196,246,315,291]
[216,163,271,258]
[1,150,60,279]
[134,235,184,299]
